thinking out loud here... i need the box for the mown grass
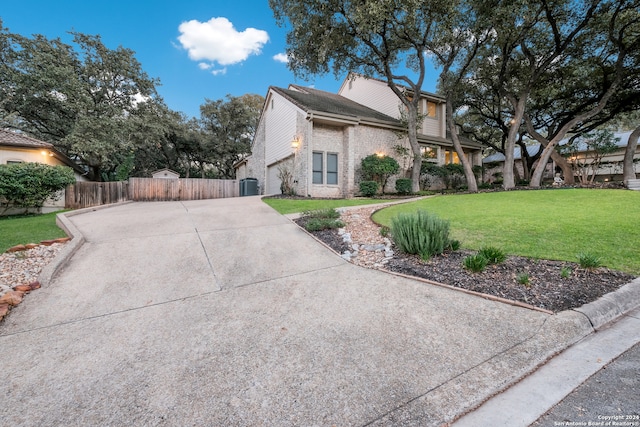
[372,189,640,275]
[262,197,392,215]
[0,211,68,253]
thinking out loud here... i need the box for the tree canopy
[271,0,640,189]
[270,0,473,192]
[0,22,263,181]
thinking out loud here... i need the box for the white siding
[339,76,402,119]
[265,91,300,165]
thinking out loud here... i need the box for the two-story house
[236,74,483,197]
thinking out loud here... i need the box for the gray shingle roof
[272,86,400,125]
[0,129,53,149]
[482,130,635,163]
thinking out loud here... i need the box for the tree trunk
[525,115,575,185]
[503,98,527,190]
[622,125,640,183]
[530,75,620,187]
[406,104,422,193]
[447,102,477,192]
[550,150,575,185]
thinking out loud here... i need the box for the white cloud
[211,68,227,76]
[273,53,289,63]
[178,17,269,66]
[198,62,212,70]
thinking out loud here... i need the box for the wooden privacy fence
[128,178,239,201]
[65,178,239,209]
[65,181,129,209]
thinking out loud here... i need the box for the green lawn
[372,189,640,275]
[0,211,68,253]
[262,197,393,215]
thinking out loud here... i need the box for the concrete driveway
[0,197,606,426]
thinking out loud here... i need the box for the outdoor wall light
[291,136,300,149]
[376,152,385,158]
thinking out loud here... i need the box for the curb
[37,201,132,286]
[572,277,640,330]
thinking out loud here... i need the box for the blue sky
[1,0,439,118]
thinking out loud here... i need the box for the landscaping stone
[0,291,23,306]
[13,284,32,293]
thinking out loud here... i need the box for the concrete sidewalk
[0,197,637,426]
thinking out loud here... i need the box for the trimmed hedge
[359,181,379,197]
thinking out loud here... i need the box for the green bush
[0,163,75,214]
[302,208,341,219]
[463,254,488,272]
[390,210,451,260]
[395,178,412,194]
[360,154,399,193]
[359,181,379,197]
[304,218,345,232]
[478,246,507,264]
[577,253,602,270]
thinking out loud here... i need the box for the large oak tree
[270,0,478,192]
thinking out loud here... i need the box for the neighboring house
[237,74,483,197]
[0,129,87,213]
[151,168,180,179]
[483,130,639,184]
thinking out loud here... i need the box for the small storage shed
[151,168,180,179]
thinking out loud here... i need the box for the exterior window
[312,152,339,185]
[421,145,437,162]
[445,150,460,164]
[426,101,437,118]
[312,152,323,184]
[6,160,24,164]
[327,153,338,184]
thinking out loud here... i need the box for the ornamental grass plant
[390,209,451,260]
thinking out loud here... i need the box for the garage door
[266,165,281,195]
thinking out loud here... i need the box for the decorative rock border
[0,281,41,322]
[0,237,70,322]
[5,237,71,253]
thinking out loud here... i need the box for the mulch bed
[304,226,635,313]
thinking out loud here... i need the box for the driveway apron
[0,197,589,426]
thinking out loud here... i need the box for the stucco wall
[1,146,61,166]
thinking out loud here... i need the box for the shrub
[478,246,507,264]
[442,163,465,190]
[360,154,399,193]
[302,208,340,219]
[0,163,75,214]
[359,180,379,197]
[577,253,602,270]
[304,218,345,231]
[478,182,492,189]
[395,178,412,194]
[463,254,488,272]
[390,210,451,260]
